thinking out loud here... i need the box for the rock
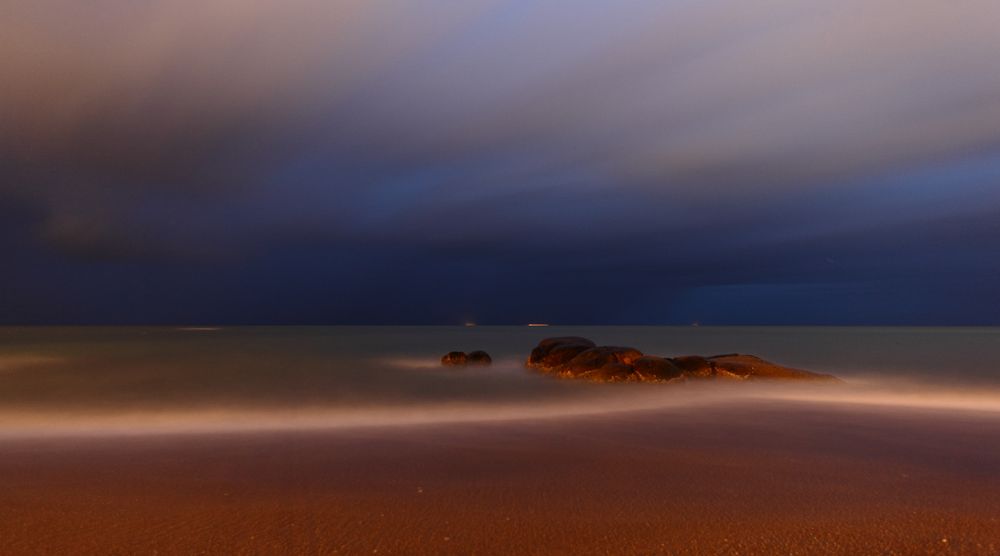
[441,350,492,367]
[524,337,839,383]
[466,350,493,366]
[582,363,634,382]
[441,351,468,366]
[565,346,643,374]
[536,336,597,351]
[669,355,714,378]
[631,356,684,381]
[534,343,595,371]
[708,354,839,381]
[527,336,596,367]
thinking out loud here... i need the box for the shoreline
[3,380,1000,439]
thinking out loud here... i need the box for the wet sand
[2,401,1000,555]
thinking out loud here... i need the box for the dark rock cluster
[441,350,492,367]
[526,337,838,383]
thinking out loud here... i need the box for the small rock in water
[441,350,492,366]
[441,351,468,366]
[466,350,492,366]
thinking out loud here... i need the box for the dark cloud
[2,0,1000,323]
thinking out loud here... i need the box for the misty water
[1,326,998,435]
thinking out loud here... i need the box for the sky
[2,0,1000,325]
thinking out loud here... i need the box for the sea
[1,326,998,436]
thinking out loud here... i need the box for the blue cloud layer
[2,0,999,323]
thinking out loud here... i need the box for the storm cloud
[2,0,1000,323]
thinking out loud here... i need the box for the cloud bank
[2,0,1000,323]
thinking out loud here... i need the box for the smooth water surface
[1,326,998,435]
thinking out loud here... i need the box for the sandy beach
[3,400,999,555]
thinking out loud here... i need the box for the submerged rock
[441,350,492,367]
[525,337,838,383]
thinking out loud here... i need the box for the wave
[2,377,998,439]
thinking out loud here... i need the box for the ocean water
[1,326,998,436]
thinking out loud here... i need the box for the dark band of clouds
[2,0,999,323]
